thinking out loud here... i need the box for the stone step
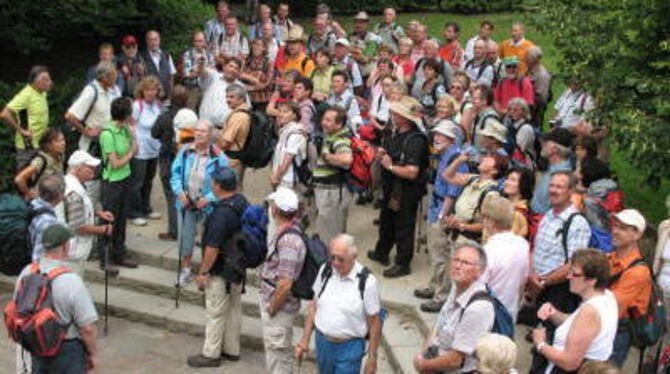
[83,262,306,327]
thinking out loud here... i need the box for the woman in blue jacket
[171,120,229,286]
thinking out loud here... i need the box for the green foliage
[286,0,520,16]
[0,0,211,56]
[533,0,670,187]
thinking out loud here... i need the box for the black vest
[142,49,172,97]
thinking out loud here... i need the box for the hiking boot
[158,232,177,241]
[413,288,435,299]
[420,300,444,313]
[367,251,390,266]
[114,256,138,269]
[383,265,410,278]
[176,268,193,287]
[187,354,221,368]
[220,352,240,361]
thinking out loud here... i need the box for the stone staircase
[1,227,433,373]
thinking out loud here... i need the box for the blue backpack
[561,212,614,254]
[237,205,269,268]
[460,287,515,339]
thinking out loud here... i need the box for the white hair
[333,234,358,257]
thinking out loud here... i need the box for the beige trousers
[427,223,453,303]
[202,276,242,358]
[260,307,296,374]
[314,185,352,245]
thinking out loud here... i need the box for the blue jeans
[610,323,631,367]
[32,339,87,374]
[178,208,202,257]
[315,330,365,374]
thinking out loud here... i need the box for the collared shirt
[481,231,530,321]
[28,198,60,262]
[464,59,494,88]
[216,31,249,58]
[204,18,226,51]
[68,80,121,151]
[530,160,573,214]
[326,89,362,130]
[332,55,364,88]
[147,49,176,76]
[6,84,49,150]
[533,205,591,275]
[260,225,307,314]
[432,281,494,373]
[374,22,405,52]
[464,36,494,62]
[313,127,352,186]
[554,88,595,129]
[608,248,652,319]
[428,143,467,223]
[313,261,381,340]
[182,48,215,87]
[248,22,283,42]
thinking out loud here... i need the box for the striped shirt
[313,128,352,186]
[260,226,306,313]
[533,205,591,275]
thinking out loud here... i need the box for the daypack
[287,131,312,187]
[347,136,376,193]
[219,204,268,284]
[464,59,492,81]
[4,263,71,357]
[504,120,542,171]
[610,259,665,348]
[460,287,515,339]
[560,212,614,254]
[0,194,55,275]
[224,109,275,168]
[268,228,328,300]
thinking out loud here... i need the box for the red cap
[121,35,137,46]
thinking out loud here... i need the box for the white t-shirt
[272,122,307,188]
[480,231,530,321]
[132,100,162,159]
[199,69,232,127]
[547,291,618,374]
[312,261,381,340]
[68,80,121,150]
[554,88,595,128]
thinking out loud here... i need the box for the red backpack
[347,137,376,193]
[4,263,71,357]
[602,189,625,214]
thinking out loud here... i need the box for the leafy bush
[283,0,521,16]
[533,0,670,187]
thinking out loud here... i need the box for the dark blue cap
[212,165,237,187]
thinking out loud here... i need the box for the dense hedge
[279,0,523,16]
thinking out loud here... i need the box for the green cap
[42,224,74,250]
[503,56,520,66]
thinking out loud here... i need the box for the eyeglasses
[330,255,346,263]
[505,65,518,69]
[452,258,479,267]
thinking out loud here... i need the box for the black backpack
[266,228,328,300]
[225,109,275,168]
[0,194,55,275]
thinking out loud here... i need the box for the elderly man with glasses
[413,242,495,373]
[295,234,382,374]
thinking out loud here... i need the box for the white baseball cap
[267,187,299,213]
[335,38,350,48]
[614,209,646,232]
[68,150,101,167]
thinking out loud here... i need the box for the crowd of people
[2,1,670,373]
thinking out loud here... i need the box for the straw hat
[286,24,306,43]
[389,96,424,127]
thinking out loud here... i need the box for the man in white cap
[259,187,307,374]
[414,122,468,311]
[58,150,115,276]
[368,96,429,278]
[608,209,653,366]
[332,38,364,93]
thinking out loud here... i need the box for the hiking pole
[175,208,186,309]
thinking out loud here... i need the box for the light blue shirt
[428,144,468,223]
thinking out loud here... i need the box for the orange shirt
[608,247,652,319]
[275,51,315,78]
[439,40,464,69]
[499,38,535,75]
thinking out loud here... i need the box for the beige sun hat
[479,121,507,143]
[389,96,424,127]
[286,24,306,43]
